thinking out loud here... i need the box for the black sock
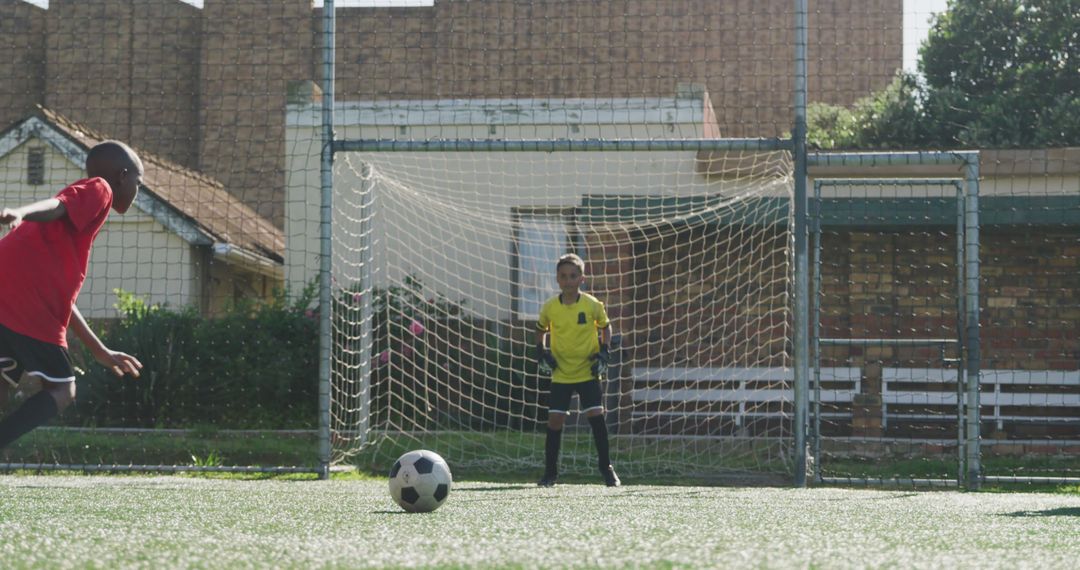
[0,390,59,449]
[588,414,611,469]
[544,428,562,477]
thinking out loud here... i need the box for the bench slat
[633,388,857,403]
[883,368,1080,386]
[632,367,861,383]
[882,368,1080,428]
[882,394,1080,406]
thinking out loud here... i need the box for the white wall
[284,97,788,320]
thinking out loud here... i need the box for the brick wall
[1,0,901,226]
[44,0,202,170]
[582,221,789,369]
[818,228,1078,371]
[982,230,1080,370]
[199,0,316,227]
[807,0,903,106]
[46,0,132,143]
[131,0,202,169]
[580,224,1078,373]
[330,0,902,138]
[0,0,45,130]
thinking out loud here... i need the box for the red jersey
[0,178,113,347]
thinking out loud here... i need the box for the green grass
[821,455,1080,484]
[0,428,318,468]
[1,475,1079,569]
[6,429,1080,491]
[346,431,791,484]
[1,429,793,483]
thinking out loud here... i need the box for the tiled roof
[33,106,283,263]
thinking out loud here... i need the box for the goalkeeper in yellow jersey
[534,253,620,487]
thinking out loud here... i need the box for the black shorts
[0,322,75,388]
[547,379,604,415]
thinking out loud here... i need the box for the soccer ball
[388,449,452,513]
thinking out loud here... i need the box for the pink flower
[378,351,389,365]
[403,346,414,358]
[409,319,425,336]
[352,292,362,304]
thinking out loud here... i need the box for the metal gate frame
[807,168,981,489]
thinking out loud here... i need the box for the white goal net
[327,148,795,481]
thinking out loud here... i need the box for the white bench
[631,367,861,428]
[882,368,1080,429]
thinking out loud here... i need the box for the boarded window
[27,148,45,185]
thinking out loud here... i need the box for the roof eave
[211,243,284,279]
[1,114,218,248]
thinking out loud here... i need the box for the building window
[27,148,45,186]
[511,207,576,320]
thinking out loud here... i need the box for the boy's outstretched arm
[69,305,143,378]
[0,199,66,227]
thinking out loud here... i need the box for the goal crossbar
[334,138,792,153]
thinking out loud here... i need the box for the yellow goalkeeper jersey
[537,292,610,384]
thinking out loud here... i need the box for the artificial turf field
[1,475,1079,569]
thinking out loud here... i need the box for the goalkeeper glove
[534,345,558,375]
[591,344,610,378]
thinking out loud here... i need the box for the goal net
[327,147,795,481]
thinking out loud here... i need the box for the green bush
[65,286,319,429]
[61,276,548,433]
[348,276,468,429]
[336,274,544,431]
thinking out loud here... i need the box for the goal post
[311,0,817,483]
[317,145,801,481]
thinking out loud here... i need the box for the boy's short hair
[556,253,585,274]
[86,140,143,176]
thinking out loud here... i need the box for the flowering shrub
[336,275,469,429]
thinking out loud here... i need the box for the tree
[807,72,931,150]
[809,0,1079,149]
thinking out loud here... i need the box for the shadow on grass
[1003,507,1080,518]
[457,485,532,492]
[615,488,712,499]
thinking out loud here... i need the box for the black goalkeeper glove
[591,344,610,378]
[534,345,558,375]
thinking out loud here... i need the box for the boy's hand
[93,348,143,379]
[534,345,557,375]
[0,208,23,228]
[591,344,610,378]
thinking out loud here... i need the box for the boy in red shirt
[0,140,145,448]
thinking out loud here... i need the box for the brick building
[0,0,902,229]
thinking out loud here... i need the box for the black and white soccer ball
[388,449,452,513]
